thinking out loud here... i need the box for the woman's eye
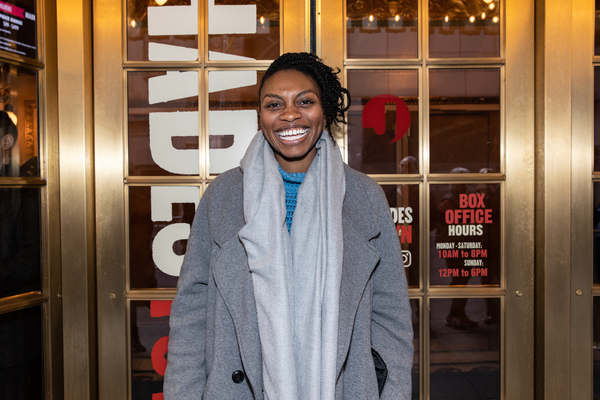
[299,99,314,105]
[265,103,280,109]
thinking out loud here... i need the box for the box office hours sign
[0,0,36,59]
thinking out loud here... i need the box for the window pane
[208,0,280,61]
[0,306,44,397]
[430,183,500,288]
[346,0,418,59]
[347,69,419,174]
[127,0,198,62]
[0,63,38,178]
[430,297,500,400]
[131,300,171,399]
[381,184,419,288]
[128,71,199,177]
[129,186,200,289]
[429,68,500,174]
[429,0,500,58]
[208,70,261,175]
[0,187,41,297]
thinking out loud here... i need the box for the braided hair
[259,52,351,136]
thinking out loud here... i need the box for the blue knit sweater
[278,165,306,232]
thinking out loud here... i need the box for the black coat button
[232,370,245,384]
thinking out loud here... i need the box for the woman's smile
[276,127,309,141]
[259,70,325,173]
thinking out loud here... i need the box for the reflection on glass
[347,70,419,174]
[429,182,500,288]
[0,188,41,297]
[0,306,44,398]
[429,0,500,58]
[0,63,38,177]
[127,0,198,62]
[128,71,199,176]
[208,70,262,175]
[129,186,199,289]
[429,68,500,174]
[208,0,280,61]
[131,300,171,399]
[346,0,418,59]
[410,299,420,400]
[430,298,500,400]
[381,184,419,288]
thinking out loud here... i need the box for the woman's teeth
[277,128,309,141]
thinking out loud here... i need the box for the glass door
[95,0,307,397]
[0,0,61,397]
[320,0,535,398]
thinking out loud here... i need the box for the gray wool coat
[163,164,413,400]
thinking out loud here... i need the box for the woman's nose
[280,104,301,121]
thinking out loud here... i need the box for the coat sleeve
[163,191,212,399]
[368,183,414,400]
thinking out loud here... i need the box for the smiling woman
[259,70,324,172]
[163,52,413,400]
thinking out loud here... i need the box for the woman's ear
[1,133,14,150]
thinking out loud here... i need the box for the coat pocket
[371,348,388,397]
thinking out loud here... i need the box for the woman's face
[259,70,324,173]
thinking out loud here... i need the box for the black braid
[259,52,351,136]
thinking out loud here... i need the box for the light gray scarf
[238,131,345,400]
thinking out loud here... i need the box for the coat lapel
[336,167,382,376]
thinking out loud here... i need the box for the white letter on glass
[149,111,199,175]
[148,0,198,36]
[151,186,200,222]
[149,43,198,62]
[208,0,256,35]
[209,110,257,174]
[148,71,198,104]
[152,224,191,276]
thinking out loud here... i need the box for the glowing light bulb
[481,12,486,19]
[369,14,374,22]
[469,15,475,23]
[155,0,167,5]
[489,2,495,9]
[493,16,498,23]
[131,20,136,28]
[260,16,265,25]
[444,15,449,23]
[483,0,493,3]
[6,111,16,126]
[395,14,400,22]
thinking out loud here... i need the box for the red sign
[362,94,411,143]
